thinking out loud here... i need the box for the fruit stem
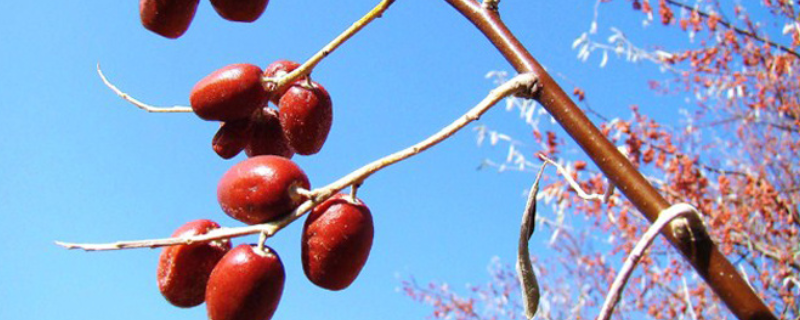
[257,231,267,253]
[350,182,360,200]
[263,0,396,93]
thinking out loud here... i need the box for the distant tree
[404,1,799,319]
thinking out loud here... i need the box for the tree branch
[597,203,703,320]
[56,72,539,251]
[97,64,193,113]
[264,0,396,92]
[444,1,777,319]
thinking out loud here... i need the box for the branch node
[482,0,500,11]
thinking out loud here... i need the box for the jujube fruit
[263,60,301,105]
[213,119,252,159]
[245,107,294,159]
[210,0,269,22]
[206,244,285,320]
[278,81,333,155]
[139,0,200,39]
[302,194,374,290]
[157,219,231,308]
[217,155,310,224]
[190,64,269,121]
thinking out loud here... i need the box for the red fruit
[210,0,269,22]
[206,244,285,320]
[190,64,269,121]
[217,155,310,224]
[263,60,301,105]
[278,81,333,155]
[157,219,231,308]
[213,119,252,159]
[139,0,200,39]
[245,107,294,159]
[302,194,374,290]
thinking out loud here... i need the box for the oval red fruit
[245,107,294,159]
[139,0,200,39]
[263,60,301,105]
[217,155,310,224]
[302,194,374,290]
[210,0,269,22]
[157,219,231,308]
[213,119,252,159]
[206,244,285,320]
[190,64,268,121]
[278,81,333,155]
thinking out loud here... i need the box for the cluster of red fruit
[192,61,332,159]
[158,156,374,320]
[140,0,269,38]
[139,2,369,319]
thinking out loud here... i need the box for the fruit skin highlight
[139,0,200,39]
[302,194,374,290]
[217,155,310,224]
[206,244,285,320]
[278,81,333,155]
[157,219,231,308]
[210,0,269,22]
[190,64,269,121]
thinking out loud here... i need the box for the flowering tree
[404,0,799,319]
[57,0,793,319]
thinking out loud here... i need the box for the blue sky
[0,1,698,319]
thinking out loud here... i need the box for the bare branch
[265,0,396,93]
[97,64,193,113]
[538,154,614,203]
[596,203,703,320]
[56,72,540,251]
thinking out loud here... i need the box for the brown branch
[444,0,777,319]
[664,0,800,59]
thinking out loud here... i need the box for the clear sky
[0,1,694,319]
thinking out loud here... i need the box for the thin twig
[97,64,193,113]
[517,162,547,319]
[596,203,702,320]
[55,72,540,251]
[265,0,396,92]
[682,276,699,320]
[538,154,614,203]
